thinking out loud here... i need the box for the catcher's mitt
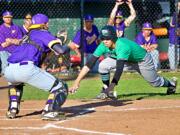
[57,29,68,44]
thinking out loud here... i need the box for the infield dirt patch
[0,77,180,135]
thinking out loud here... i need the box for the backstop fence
[0,0,179,78]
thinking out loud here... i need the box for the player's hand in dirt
[105,83,117,100]
[69,83,79,94]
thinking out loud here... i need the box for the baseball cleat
[96,88,108,100]
[96,92,108,100]
[41,111,66,121]
[167,77,178,95]
[6,109,18,119]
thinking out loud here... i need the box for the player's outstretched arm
[51,44,70,54]
[124,0,136,26]
[69,66,90,94]
[69,55,99,94]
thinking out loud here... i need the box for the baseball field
[0,72,180,135]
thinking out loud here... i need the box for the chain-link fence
[0,0,179,79]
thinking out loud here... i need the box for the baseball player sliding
[69,25,177,99]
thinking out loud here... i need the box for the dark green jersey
[93,38,146,62]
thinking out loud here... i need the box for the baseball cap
[142,22,153,30]
[2,11,13,18]
[25,13,32,19]
[115,11,123,18]
[84,14,94,21]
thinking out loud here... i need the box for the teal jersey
[93,38,146,62]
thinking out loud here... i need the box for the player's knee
[150,80,162,87]
[98,62,108,73]
[47,79,68,111]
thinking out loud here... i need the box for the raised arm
[107,0,124,25]
[124,0,136,26]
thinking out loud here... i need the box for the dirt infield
[1,77,180,135]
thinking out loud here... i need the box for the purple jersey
[135,32,157,45]
[0,23,23,53]
[114,20,126,37]
[19,25,28,35]
[8,29,61,66]
[169,12,178,44]
[72,25,99,53]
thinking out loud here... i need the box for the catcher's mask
[29,13,49,29]
[100,25,117,43]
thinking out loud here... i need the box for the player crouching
[5,13,69,120]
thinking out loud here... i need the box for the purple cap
[142,22,153,30]
[84,14,94,21]
[2,11,13,17]
[116,11,123,18]
[32,13,49,24]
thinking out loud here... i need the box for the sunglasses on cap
[3,16,12,18]
[115,16,123,19]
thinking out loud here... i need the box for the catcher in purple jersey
[4,13,70,120]
[108,0,136,37]
[68,14,100,72]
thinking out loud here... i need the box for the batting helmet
[100,25,117,42]
[84,14,94,21]
[32,13,48,25]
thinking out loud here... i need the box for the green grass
[22,72,180,100]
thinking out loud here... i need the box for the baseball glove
[56,29,68,44]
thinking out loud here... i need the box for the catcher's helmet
[32,13,48,25]
[100,25,117,42]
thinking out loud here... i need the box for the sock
[100,73,110,89]
[162,78,175,87]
